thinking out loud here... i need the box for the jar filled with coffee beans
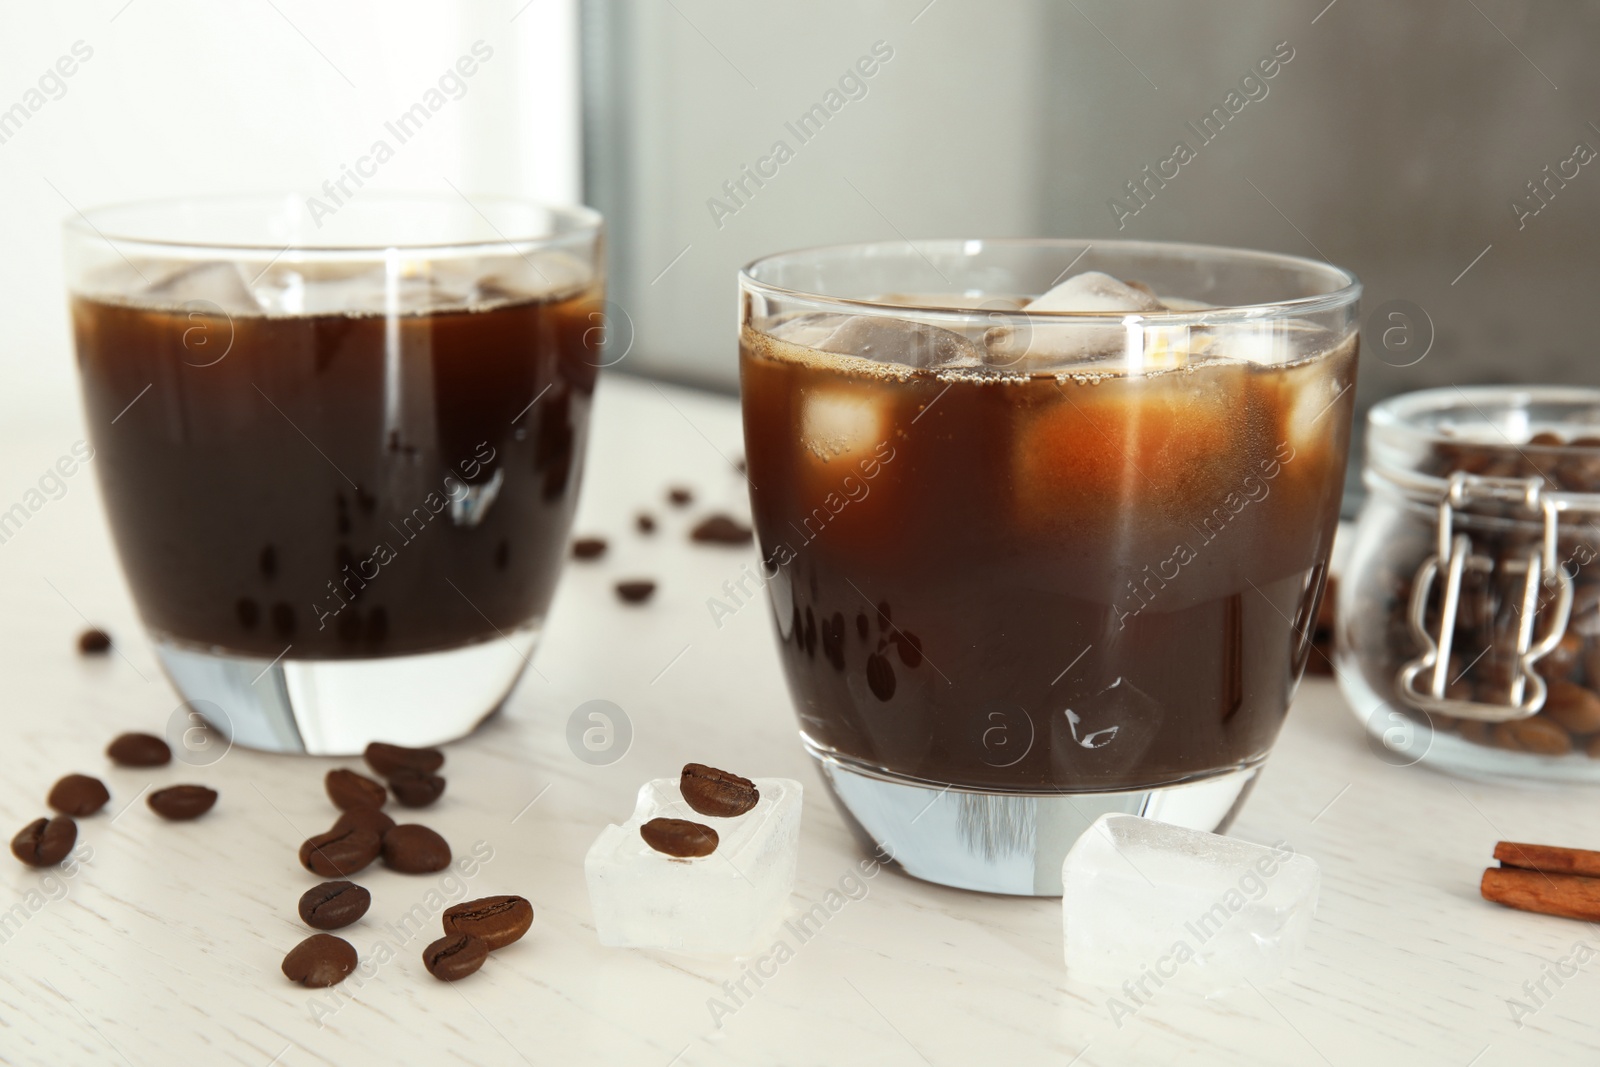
[1339,386,1600,783]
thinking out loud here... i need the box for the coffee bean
[1493,717,1574,756]
[667,486,693,507]
[282,933,358,987]
[363,741,444,778]
[572,536,607,560]
[300,827,382,877]
[1457,719,1493,747]
[689,514,753,546]
[148,785,217,821]
[331,806,395,838]
[1589,735,1600,759]
[640,817,718,858]
[382,824,451,873]
[298,881,371,931]
[325,768,386,811]
[636,512,656,534]
[616,579,656,604]
[1536,633,1584,681]
[389,770,446,809]
[107,732,171,767]
[1544,680,1600,734]
[680,763,759,818]
[442,895,534,950]
[48,774,110,817]
[11,816,76,867]
[77,628,111,654]
[422,933,488,981]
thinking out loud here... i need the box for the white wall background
[0,0,580,430]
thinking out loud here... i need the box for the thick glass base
[154,626,540,755]
[806,741,1262,897]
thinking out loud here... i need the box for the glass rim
[62,191,604,256]
[739,237,1361,327]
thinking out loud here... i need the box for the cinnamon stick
[1481,867,1600,922]
[1494,841,1600,879]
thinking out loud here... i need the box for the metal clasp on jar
[1398,471,1574,722]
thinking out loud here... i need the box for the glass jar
[1339,386,1600,783]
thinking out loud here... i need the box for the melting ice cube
[772,313,981,370]
[987,271,1168,368]
[800,386,889,462]
[144,261,264,314]
[1061,814,1319,993]
[585,777,802,955]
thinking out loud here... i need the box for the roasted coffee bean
[1457,719,1493,746]
[47,774,109,817]
[148,785,217,820]
[572,536,608,560]
[1588,735,1600,759]
[300,827,382,877]
[441,895,534,950]
[689,514,753,546]
[11,816,76,867]
[389,770,446,808]
[363,741,444,778]
[1544,680,1600,735]
[680,763,759,818]
[107,732,171,767]
[298,881,371,931]
[77,628,112,654]
[282,933,358,987]
[636,512,656,534]
[615,579,656,604]
[325,768,386,811]
[1536,633,1584,681]
[640,817,718,858]
[422,933,488,981]
[1493,717,1574,756]
[667,486,693,507]
[382,824,451,873]
[331,806,396,838]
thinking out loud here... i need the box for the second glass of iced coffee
[738,239,1359,895]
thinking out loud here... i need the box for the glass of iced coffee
[66,194,603,754]
[738,240,1359,894]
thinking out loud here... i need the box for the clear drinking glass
[65,193,603,754]
[738,239,1360,895]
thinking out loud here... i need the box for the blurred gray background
[584,0,1600,495]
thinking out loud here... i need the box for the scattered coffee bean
[382,824,451,873]
[615,579,656,605]
[389,770,446,808]
[422,933,488,981]
[282,933,358,988]
[690,514,753,546]
[442,895,534,950]
[1544,680,1600,734]
[326,768,386,811]
[300,827,382,877]
[680,763,759,818]
[331,806,396,838]
[640,817,718,858]
[572,536,608,561]
[636,512,656,534]
[77,628,112,654]
[11,816,76,867]
[107,732,171,767]
[667,486,693,507]
[148,785,218,821]
[1492,717,1574,756]
[363,741,444,778]
[298,880,371,931]
[47,774,110,817]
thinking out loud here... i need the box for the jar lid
[1366,385,1600,510]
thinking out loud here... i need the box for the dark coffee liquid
[74,289,599,659]
[741,329,1356,792]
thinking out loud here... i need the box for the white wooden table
[1,374,1596,1067]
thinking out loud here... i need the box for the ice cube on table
[1061,814,1318,993]
[986,270,1170,368]
[585,777,802,955]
